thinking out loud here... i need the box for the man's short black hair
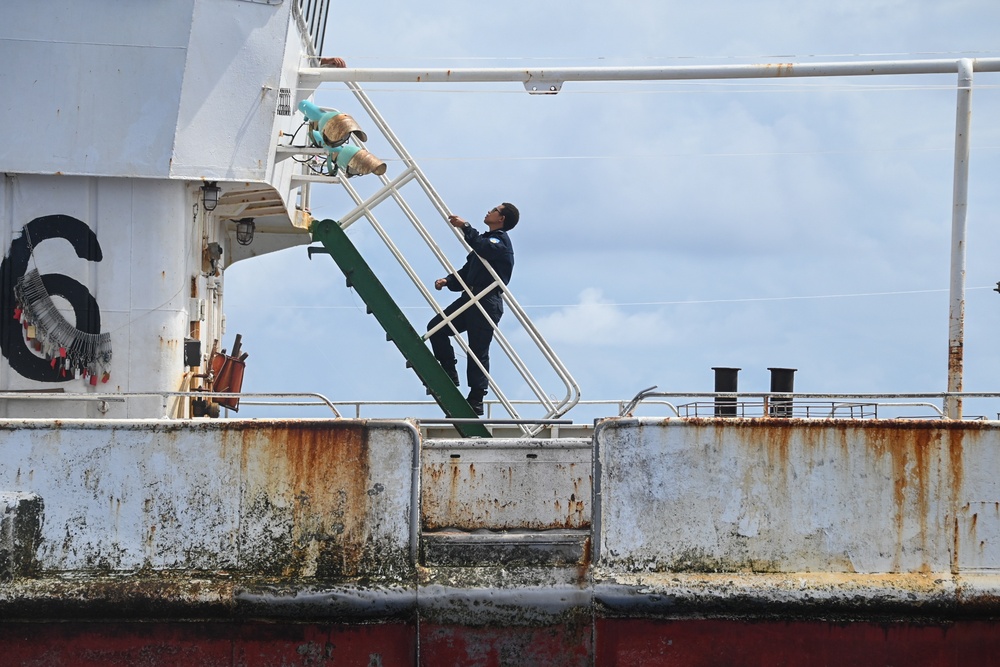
[500,202,519,231]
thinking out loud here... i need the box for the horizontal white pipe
[300,57,1000,86]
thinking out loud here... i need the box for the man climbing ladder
[428,203,520,415]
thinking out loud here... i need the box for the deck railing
[2,392,999,423]
[619,388,1000,420]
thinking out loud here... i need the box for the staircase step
[310,219,490,438]
[422,529,590,567]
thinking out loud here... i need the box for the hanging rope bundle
[13,269,112,384]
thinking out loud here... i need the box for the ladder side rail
[499,289,582,413]
[346,203,554,424]
[418,280,568,424]
[325,119,549,420]
[487,327,562,415]
[412,223,580,416]
[336,177,519,420]
[500,300,581,413]
[292,89,579,418]
[337,165,419,229]
[410,258,566,421]
[334,168,502,403]
[337,177,457,329]
[299,113,479,326]
[346,83,446,206]
[338,81,581,417]
[396,179,582,415]
[388,176,581,419]
[343,84,546,346]
[336,173,472,340]
[371,191,563,420]
[343,83,495,301]
[417,276,538,425]
[423,279,504,339]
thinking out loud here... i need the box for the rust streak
[954,516,961,575]
[242,424,371,577]
[948,428,966,571]
[765,62,794,77]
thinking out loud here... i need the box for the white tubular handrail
[0,392,343,418]
[344,83,581,407]
[299,58,1000,88]
[292,81,581,433]
[344,83,580,424]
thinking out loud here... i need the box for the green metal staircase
[286,79,580,436]
[309,218,491,438]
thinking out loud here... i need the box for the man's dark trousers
[428,294,502,392]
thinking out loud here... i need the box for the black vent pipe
[712,367,740,417]
[768,367,796,417]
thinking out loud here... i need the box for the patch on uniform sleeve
[489,237,500,244]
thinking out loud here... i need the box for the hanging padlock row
[13,269,113,384]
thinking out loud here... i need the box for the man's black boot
[466,389,487,416]
[444,364,459,386]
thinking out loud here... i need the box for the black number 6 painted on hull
[0,215,104,382]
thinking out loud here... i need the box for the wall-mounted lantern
[201,181,220,211]
[235,218,256,246]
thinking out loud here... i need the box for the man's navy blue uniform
[428,203,519,414]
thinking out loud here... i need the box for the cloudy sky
[225,0,1000,421]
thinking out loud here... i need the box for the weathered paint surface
[597,418,1000,574]
[5,417,1000,661]
[3,617,1000,666]
[420,622,592,667]
[422,529,590,567]
[0,621,418,667]
[422,439,591,531]
[0,419,415,578]
[594,618,1000,666]
[0,492,43,580]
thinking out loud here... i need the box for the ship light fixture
[235,218,256,246]
[201,181,220,211]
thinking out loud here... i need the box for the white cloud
[533,287,674,346]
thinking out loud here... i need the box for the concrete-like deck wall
[4,416,1000,625]
[6,417,1000,580]
[0,419,416,579]
[597,418,1000,574]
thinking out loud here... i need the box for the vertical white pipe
[946,59,973,419]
